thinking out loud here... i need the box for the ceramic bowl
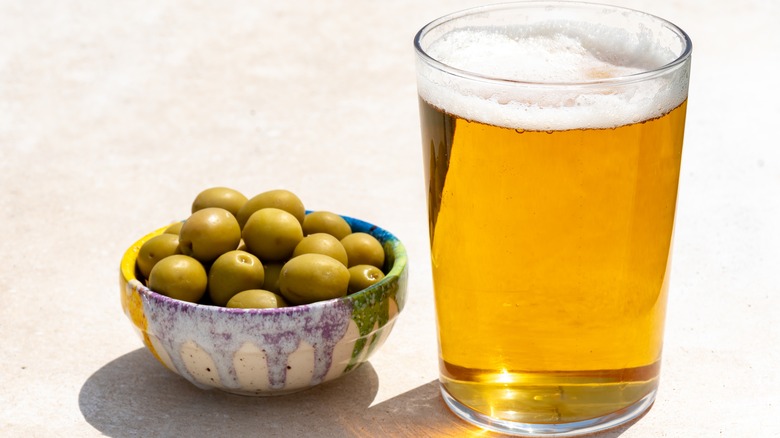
[119,214,408,396]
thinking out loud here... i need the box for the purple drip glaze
[141,292,353,391]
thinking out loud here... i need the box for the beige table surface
[1,0,778,437]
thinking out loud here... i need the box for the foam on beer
[417,25,689,130]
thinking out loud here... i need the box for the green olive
[347,265,385,294]
[292,233,348,267]
[208,250,265,306]
[226,289,287,309]
[179,207,242,263]
[136,233,181,279]
[163,221,184,235]
[148,255,208,303]
[191,187,248,217]
[236,189,305,228]
[340,232,385,269]
[279,254,349,305]
[242,208,303,262]
[302,211,351,240]
[261,263,284,294]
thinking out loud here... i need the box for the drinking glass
[415,2,691,435]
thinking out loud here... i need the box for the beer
[415,4,691,429]
[419,98,686,423]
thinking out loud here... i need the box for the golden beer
[419,98,686,424]
[415,3,692,433]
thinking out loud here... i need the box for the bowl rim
[120,212,408,315]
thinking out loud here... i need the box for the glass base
[440,383,656,437]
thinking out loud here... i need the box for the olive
[148,255,208,303]
[347,265,385,294]
[242,208,303,262]
[191,187,248,217]
[341,232,385,269]
[226,289,287,309]
[137,233,181,279]
[292,233,348,267]
[163,221,184,235]
[261,263,284,294]
[179,207,241,263]
[302,211,351,240]
[208,250,265,306]
[279,253,349,305]
[236,189,305,228]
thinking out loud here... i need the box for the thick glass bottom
[441,383,656,436]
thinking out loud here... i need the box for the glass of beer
[414,2,691,435]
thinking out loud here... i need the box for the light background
[1,1,777,436]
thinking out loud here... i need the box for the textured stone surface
[1,0,778,436]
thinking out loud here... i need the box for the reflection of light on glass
[493,369,518,402]
[495,368,513,384]
[473,427,493,437]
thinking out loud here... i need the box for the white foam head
[416,6,691,130]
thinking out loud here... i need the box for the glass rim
[413,0,693,88]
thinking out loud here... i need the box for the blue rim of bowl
[121,212,408,316]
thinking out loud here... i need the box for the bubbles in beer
[428,30,650,84]
[417,23,690,131]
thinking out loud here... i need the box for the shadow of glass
[80,349,643,437]
[348,380,642,437]
[79,348,380,437]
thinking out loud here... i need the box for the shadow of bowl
[79,348,379,437]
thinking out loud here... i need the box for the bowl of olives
[119,188,408,396]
